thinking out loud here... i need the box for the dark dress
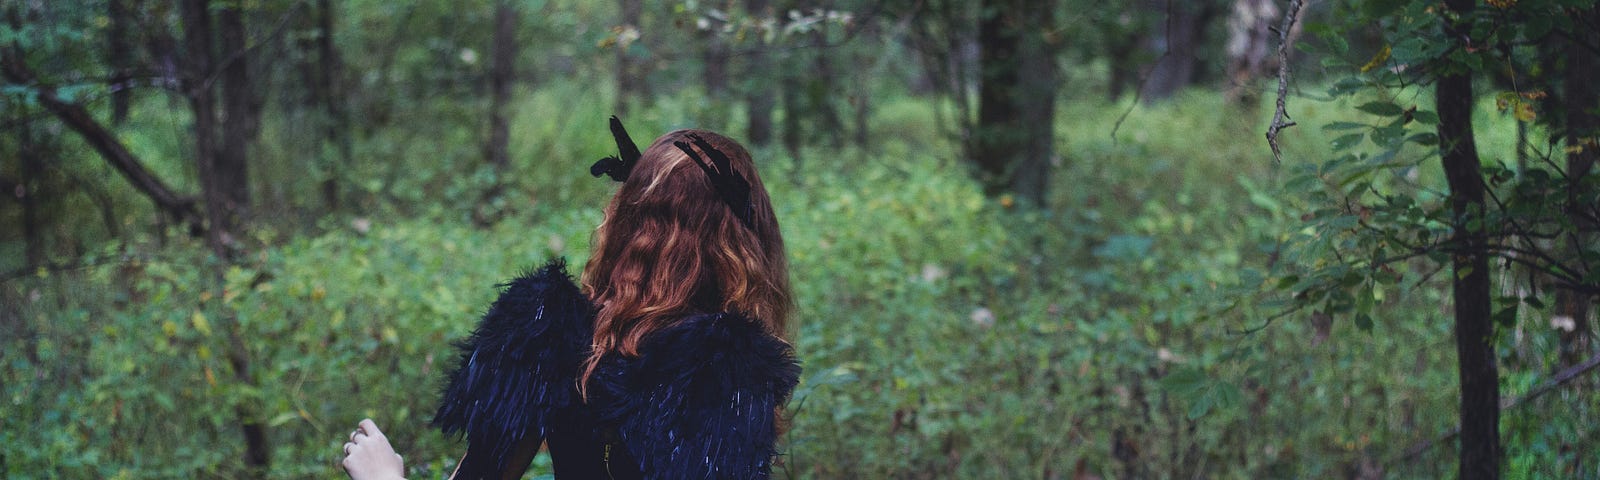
[432,259,801,479]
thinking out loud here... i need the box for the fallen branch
[1388,350,1600,466]
[1265,0,1305,163]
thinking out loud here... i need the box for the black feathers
[433,259,594,475]
[591,116,642,182]
[674,134,755,230]
[592,313,800,479]
[434,259,800,479]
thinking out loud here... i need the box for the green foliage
[5,0,1599,478]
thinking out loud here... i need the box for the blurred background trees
[2,0,1596,478]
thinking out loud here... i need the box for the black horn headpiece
[673,135,754,230]
[591,116,641,182]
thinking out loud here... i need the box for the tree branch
[1388,350,1600,466]
[1265,0,1305,163]
[1,49,204,231]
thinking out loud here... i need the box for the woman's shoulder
[623,311,800,389]
[597,311,801,479]
[432,258,593,441]
[493,258,588,313]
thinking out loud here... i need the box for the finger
[359,418,383,439]
[350,429,359,442]
[343,442,353,455]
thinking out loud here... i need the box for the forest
[2,0,1597,478]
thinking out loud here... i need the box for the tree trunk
[182,1,270,473]
[18,115,44,266]
[1105,22,1141,101]
[1559,4,1597,369]
[322,0,349,210]
[217,2,255,228]
[1222,0,1277,105]
[702,22,728,97]
[1437,1,1499,478]
[108,0,134,125]
[781,63,803,161]
[743,0,774,146]
[1141,0,1220,103]
[971,0,1058,205]
[615,0,646,115]
[486,0,517,170]
[477,0,518,226]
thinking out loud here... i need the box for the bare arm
[448,436,541,480]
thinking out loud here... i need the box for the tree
[969,0,1060,205]
[615,0,648,115]
[744,0,776,146]
[1434,1,1499,476]
[1557,3,1597,369]
[1271,0,1600,477]
[477,0,520,226]
[0,22,204,232]
[1139,0,1224,103]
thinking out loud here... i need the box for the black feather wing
[593,313,801,479]
[432,259,594,475]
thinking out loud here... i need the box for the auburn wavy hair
[578,129,791,395]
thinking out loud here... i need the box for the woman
[341,119,800,480]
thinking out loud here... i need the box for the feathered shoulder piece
[593,312,802,479]
[432,258,593,474]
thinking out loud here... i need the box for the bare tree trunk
[702,23,728,97]
[1438,2,1499,478]
[1141,0,1220,103]
[615,0,646,115]
[1559,4,1598,369]
[743,0,774,146]
[810,29,845,149]
[781,61,803,161]
[1222,0,1277,106]
[1104,16,1141,101]
[182,2,270,474]
[323,0,349,210]
[217,2,255,227]
[108,0,135,124]
[477,0,519,227]
[971,0,1059,205]
[18,115,44,266]
[486,0,517,170]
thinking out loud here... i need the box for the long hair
[579,129,791,396]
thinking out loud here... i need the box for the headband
[591,117,755,230]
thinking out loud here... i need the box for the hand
[340,418,405,480]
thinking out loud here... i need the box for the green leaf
[1407,133,1439,146]
[1372,126,1407,147]
[1412,110,1439,125]
[1356,101,1405,117]
[1160,367,1208,397]
[1494,304,1518,328]
[1522,296,1546,310]
[1523,14,1552,40]
[1331,132,1366,150]
[1354,312,1374,331]
[1187,390,1216,419]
